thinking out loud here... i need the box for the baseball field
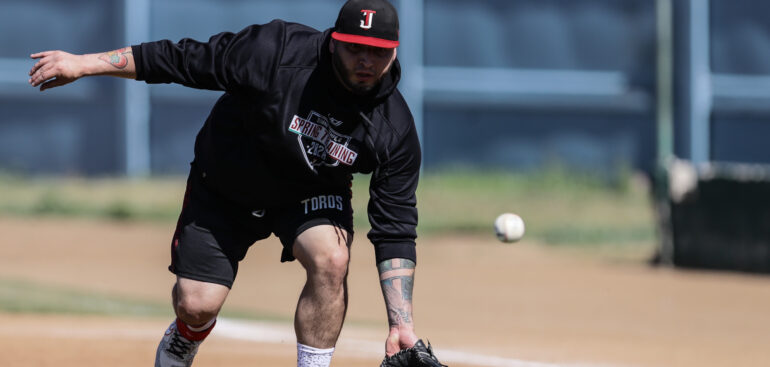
[1,172,769,367]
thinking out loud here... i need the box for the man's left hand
[385,326,419,356]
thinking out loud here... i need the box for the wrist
[80,54,99,77]
[389,323,414,335]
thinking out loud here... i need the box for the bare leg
[155,277,229,367]
[173,277,229,327]
[292,225,352,348]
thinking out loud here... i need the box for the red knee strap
[176,318,216,341]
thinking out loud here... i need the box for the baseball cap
[332,0,399,48]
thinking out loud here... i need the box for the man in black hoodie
[29,0,428,366]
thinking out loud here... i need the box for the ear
[329,39,336,53]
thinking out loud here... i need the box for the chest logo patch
[289,111,358,167]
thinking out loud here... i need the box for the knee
[294,225,351,287]
[174,292,221,326]
[304,245,350,286]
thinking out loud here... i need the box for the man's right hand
[29,47,136,91]
[29,51,87,91]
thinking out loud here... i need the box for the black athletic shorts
[169,167,354,288]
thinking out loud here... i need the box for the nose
[358,57,373,68]
[358,50,375,67]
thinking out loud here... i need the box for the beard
[331,50,377,95]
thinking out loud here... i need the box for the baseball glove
[380,339,447,367]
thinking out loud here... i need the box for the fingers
[29,63,55,87]
[29,53,54,83]
[29,58,46,77]
[28,51,60,86]
[30,51,54,59]
[385,333,401,357]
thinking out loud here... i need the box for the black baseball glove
[379,339,447,367]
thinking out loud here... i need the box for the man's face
[330,40,397,95]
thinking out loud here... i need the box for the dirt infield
[1,216,770,367]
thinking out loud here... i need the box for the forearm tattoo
[378,259,416,327]
[98,47,132,69]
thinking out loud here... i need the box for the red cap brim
[332,32,399,48]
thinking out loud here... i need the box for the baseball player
[28,1,445,366]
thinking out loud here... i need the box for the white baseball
[494,213,525,243]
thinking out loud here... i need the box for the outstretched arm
[28,47,136,91]
[378,258,420,356]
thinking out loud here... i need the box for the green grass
[0,167,657,246]
[0,168,657,317]
[353,167,656,247]
[0,175,184,221]
[0,278,289,321]
[0,278,172,317]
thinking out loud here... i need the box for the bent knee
[321,247,350,274]
[294,227,351,284]
[175,295,221,325]
[173,279,228,326]
[307,246,350,282]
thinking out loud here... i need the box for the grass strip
[0,278,288,322]
[0,167,657,247]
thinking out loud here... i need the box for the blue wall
[1,0,768,176]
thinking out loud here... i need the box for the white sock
[297,343,335,367]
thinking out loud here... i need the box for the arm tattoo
[98,47,132,69]
[381,275,414,302]
[377,259,416,272]
[378,259,415,327]
[382,279,411,325]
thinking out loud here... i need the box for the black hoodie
[131,20,420,263]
